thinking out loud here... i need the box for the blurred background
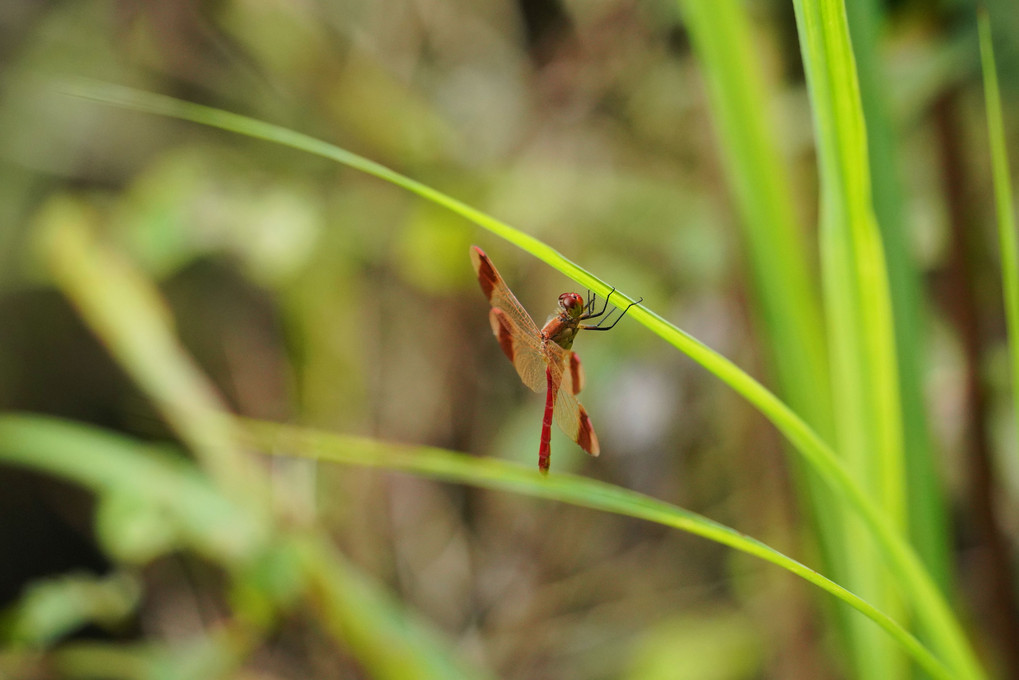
[1,0,1018,678]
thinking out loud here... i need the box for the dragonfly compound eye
[559,293,584,311]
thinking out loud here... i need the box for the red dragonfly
[471,246,640,473]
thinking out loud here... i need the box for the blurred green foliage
[1,1,1017,679]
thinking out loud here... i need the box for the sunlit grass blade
[679,0,831,434]
[633,305,980,680]
[678,0,860,660]
[791,0,909,676]
[979,8,1019,459]
[232,417,952,680]
[54,77,604,296]
[846,0,951,598]
[52,78,983,679]
[0,412,954,679]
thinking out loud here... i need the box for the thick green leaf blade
[679,0,831,434]
[979,8,1019,465]
[846,0,951,599]
[677,0,859,659]
[791,0,910,676]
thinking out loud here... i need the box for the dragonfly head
[558,292,585,319]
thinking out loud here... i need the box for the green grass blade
[679,0,832,435]
[51,78,983,679]
[677,0,857,658]
[54,78,595,293]
[235,417,955,680]
[0,412,954,679]
[792,0,905,518]
[846,0,952,597]
[979,7,1019,462]
[791,0,908,675]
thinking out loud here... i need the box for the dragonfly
[470,245,641,473]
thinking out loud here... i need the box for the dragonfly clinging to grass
[470,246,641,473]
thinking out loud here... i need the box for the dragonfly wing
[471,247,543,341]
[489,308,549,393]
[547,346,600,456]
[566,351,585,395]
[473,246,549,393]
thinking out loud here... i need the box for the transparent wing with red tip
[471,246,599,458]
[549,347,599,457]
[487,307,599,458]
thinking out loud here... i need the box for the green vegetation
[1,1,1016,678]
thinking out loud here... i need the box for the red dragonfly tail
[539,366,556,474]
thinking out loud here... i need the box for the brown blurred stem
[934,89,1019,677]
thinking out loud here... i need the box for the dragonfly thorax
[543,294,585,350]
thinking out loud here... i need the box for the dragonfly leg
[581,287,614,321]
[581,296,643,331]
